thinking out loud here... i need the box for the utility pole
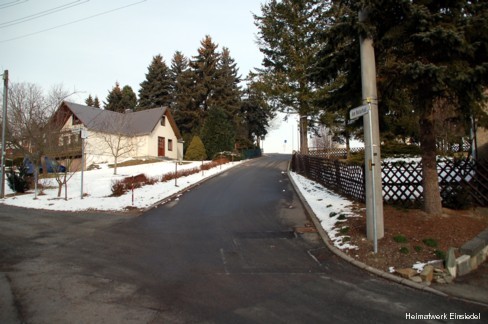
[358,10,384,248]
[1,70,8,199]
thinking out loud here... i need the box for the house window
[160,116,166,126]
[168,139,173,151]
[72,114,81,125]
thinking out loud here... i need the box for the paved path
[1,154,487,323]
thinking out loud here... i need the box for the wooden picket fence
[290,153,488,207]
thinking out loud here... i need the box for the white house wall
[59,110,181,166]
[147,119,179,160]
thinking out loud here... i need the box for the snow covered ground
[1,160,243,212]
[1,157,361,254]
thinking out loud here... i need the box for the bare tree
[6,82,75,196]
[90,113,143,175]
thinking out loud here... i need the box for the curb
[286,166,451,298]
[143,160,248,212]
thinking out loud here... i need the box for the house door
[158,137,165,157]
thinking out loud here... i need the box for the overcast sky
[1,0,265,100]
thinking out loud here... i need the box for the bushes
[6,165,31,193]
[184,136,207,161]
[110,173,158,197]
[110,159,231,196]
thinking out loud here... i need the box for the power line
[0,0,147,43]
[0,0,27,10]
[0,0,90,29]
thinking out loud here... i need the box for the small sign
[81,129,88,139]
[349,104,370,119]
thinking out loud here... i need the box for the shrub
[6,165,30,193]
[414,245,422,252]
[399,247,409,254]
[339,226,350,234]
[184,136,207,161]
[111,179,126,197]
[434,250,446,260]
[422,238,438,248]
[441,184,472,210]
[110,173,150,196]
[393,235,408,243]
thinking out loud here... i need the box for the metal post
[81,136,84,199]
[1,70,8,199]
[359,9,384,247]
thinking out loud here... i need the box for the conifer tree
[93,96,101,108]
[212,47,242,119]
[85,94,94,107]
[120,85,137,111]
[254,0,328,154]
[138,55,173,110]
[170,51,199,140]
[200,106,236,159]
[184,136,207,161]
[190,35,221,113]
[314,0,488,215]
[104,82,124,112]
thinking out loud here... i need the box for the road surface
[0,154,486,323]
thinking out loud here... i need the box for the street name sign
[349,104,370,119]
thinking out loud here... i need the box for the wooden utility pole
[1,70,8,199]
[358,10,384,248]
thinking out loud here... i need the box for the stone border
[452,229,488,277]
[286,165,448,297]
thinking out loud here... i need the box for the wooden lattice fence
[291,153,486,207]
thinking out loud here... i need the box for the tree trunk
[299,115,308,154]
[114,156,118,175]
[57,180,62,198]
[419,115,443,215]
[64,172,67,201]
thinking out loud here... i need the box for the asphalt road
[0,154,487,323]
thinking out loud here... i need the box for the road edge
[285,163,451,298]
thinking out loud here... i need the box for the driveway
[1,154,486,323]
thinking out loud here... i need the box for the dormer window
[160,116,166,126]
[72,114,81,125]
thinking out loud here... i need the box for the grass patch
[339,226,350,235]
[434,250,446,260]
[393,235,408,243]
[399,247,409,254]
[422,238,438,248]
[414,245,422,252]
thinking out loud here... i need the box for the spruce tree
[93,96,101,108]
[200,106,236,159]
[212,47,242,119]
[313,0,488,215]
[170,51,199,140]
[138,54,173,110]
[85,94,94,107]
[254,0,328,154]
[120,85,137,111]
[104,82,124,112]
[190,35,221,113]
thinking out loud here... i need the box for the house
[49,101,183,170]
